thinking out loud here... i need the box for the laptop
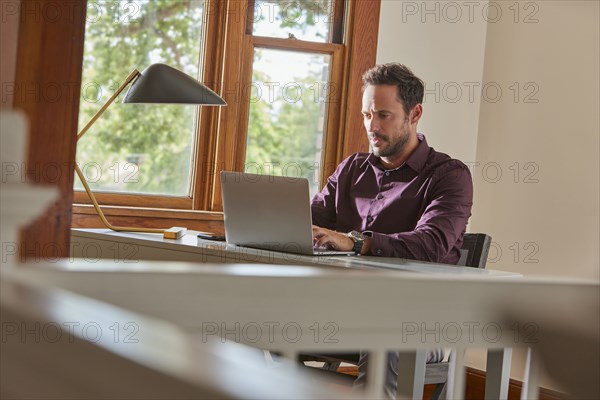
[220,171,354,256]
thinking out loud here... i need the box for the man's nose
[367,116,380,133]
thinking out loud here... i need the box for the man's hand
[312,226,354,251]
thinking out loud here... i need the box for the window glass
[245,48,331,196]
[75,0,204,195]
[252,0,334,42]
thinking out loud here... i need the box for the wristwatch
[348,230,366,254]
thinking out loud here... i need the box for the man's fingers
[312,226,328,235]
[312,227,345,250]
[314,235,334,250]
[312,226,331,240]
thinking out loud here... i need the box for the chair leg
[322,361,342,371]
[432,350,453,400]
[431,382,447,400]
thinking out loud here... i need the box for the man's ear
[410,104,423,125]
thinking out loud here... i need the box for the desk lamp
[75,63,226,239]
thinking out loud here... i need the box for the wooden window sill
[72,204,225,235]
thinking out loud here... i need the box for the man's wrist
[360,231,373,255]
[348,231,372,255]
[361,237,372,255]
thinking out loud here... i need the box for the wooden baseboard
[335,366,565,400]
[465,367,564,400]
[336,366,358,376]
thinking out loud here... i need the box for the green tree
[77,0,203,195]
[253,0,332,40]
[245,51,329,195]
[77,0,333,197]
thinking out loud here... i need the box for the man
[312,62,472,262]
[311,63,473,397]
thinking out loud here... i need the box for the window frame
[72,0,380,231]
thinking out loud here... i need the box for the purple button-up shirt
[311,134,473,264]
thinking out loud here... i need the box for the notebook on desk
[220,171,354,256]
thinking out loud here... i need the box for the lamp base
[163,227,187,240]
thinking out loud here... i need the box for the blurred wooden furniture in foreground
[3,259,597,399]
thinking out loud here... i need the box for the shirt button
[367,215,373,223]
[385,172,390,176]
[377,194,383,200]
[376,249,382,255]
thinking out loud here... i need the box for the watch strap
[348,230,365,254]
[351,238,364,254]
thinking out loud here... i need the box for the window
[245,48,331,196]
[76,1,205,197]
[72,0,380,230]
[242,0,344,197]
[75,0,207,211]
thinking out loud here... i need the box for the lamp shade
[123,63,226,105]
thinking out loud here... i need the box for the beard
[370,122,410,158]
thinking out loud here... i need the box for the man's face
[361,84,413,159]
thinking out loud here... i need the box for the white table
[5,257,597,399]
[68,229,531,399]
[71,228,520,277]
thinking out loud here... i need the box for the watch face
[349,230,366,241]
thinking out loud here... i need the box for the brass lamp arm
[74,68,185,239]
[74,164,164,234]
[77,69,141,141]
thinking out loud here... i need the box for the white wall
[472,1,600,280]
[377,0,599,278]
[376,0,599,391]
[376,0,489,164]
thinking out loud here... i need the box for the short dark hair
[362,63,424,114]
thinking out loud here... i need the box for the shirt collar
[363,133,430,173]
[405,133,430,172]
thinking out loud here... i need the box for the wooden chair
[299,233,493,399]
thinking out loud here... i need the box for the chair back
[457,233,492,269]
